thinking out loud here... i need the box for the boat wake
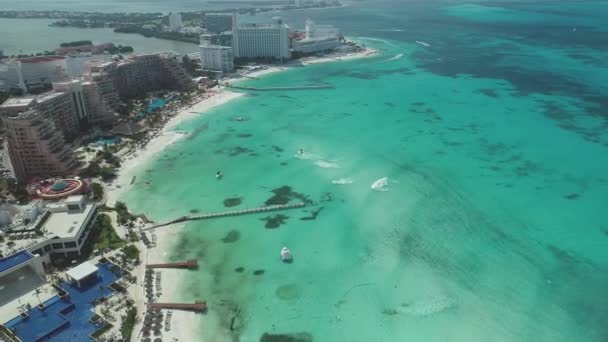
[332,178,354,185]
[363,28,405,32]
[416,40,431,47]
[296,151,339,168]
[386,53,404,62]
[315,160,340,168]
[399,297,455,317]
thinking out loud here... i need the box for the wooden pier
[225,84,333,91]
[146,260,198,269]
[148,301,206,312]
[142,202,305,231]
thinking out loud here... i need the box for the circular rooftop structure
[37,179,84,200]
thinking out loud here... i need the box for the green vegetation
[109,45,134,54]
[90,323,113,339]
[120,307,137,342]
[121,245,140,263]
[114,26,199,43]
[60,40,93,47]
[91,182,104,201]
[0,179,31,204]
[115,201,135,224]
[92,214,125,251]
[97,148,121,167]
[79,161,116,181]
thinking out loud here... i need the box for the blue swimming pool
[0,250,33,273]
[95,136,121,146]
[137,97,168,119]
[4,263,122,342]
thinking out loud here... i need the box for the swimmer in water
[216,171,223,178]
[298,149,304,155]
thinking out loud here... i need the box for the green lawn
[93,214,125,251]
[120,307,137,341]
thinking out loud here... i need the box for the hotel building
[0,56,68,93]
[0,196,98,308]
[234,17,291,60]
[0,107,78,181]
[199,31,234,48]
[168,13,183,31]
[199,45,234,73]
[111,53,194,100]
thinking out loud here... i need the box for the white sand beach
[105,90,245,207]
[104,46,378,342]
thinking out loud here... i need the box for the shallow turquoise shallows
[120,1,608,341]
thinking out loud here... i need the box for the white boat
[371,176,389,191]
[280,247,293,262]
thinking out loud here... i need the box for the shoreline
[106,46,378,206]
[105,46,379,342]
[105,90,245,207]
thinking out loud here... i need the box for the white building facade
[52,80,89,122]
[168,13,183,31]
[0,56,68,92]
[233,19,291,60]
[199,45,234,73]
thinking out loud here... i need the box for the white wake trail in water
[398,297,455,317]
[296,151,340,168]
[315,160,340,168]
[332,178,354,185]
[386,53,404,61]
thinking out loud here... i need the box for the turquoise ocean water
[119,1,608,341]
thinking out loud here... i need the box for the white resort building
[233,17,291,60]
[0,196,98,310]
[199,45,234,73]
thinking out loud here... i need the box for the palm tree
[33,288,42,307]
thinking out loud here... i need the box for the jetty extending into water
[146,260,198,269]
[148,301,207,312]
[225,84,334,91]
[142,202,305,231]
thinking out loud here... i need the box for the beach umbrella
[143,330,151,337]
[141,339,151,342]
[153,329,161,336]
[154,338,162,342]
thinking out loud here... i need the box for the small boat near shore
[281,247,293,263]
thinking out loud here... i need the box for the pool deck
[4,263,122,342]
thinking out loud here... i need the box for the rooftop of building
[199,44,233,50]
[0,96,36,109]
[0,197,95,256]
[237,23,289,29]
[18,55,65,63]
[2,108,43,120]
[42,200,95,240]
[35,91,65,104]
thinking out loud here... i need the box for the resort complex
[0,10,371,341]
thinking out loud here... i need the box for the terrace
[3,262,122,342]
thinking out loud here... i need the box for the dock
[148,301,206,312]
[142,202,305,231]
[146,260,198,269]
[225,84,333,91]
